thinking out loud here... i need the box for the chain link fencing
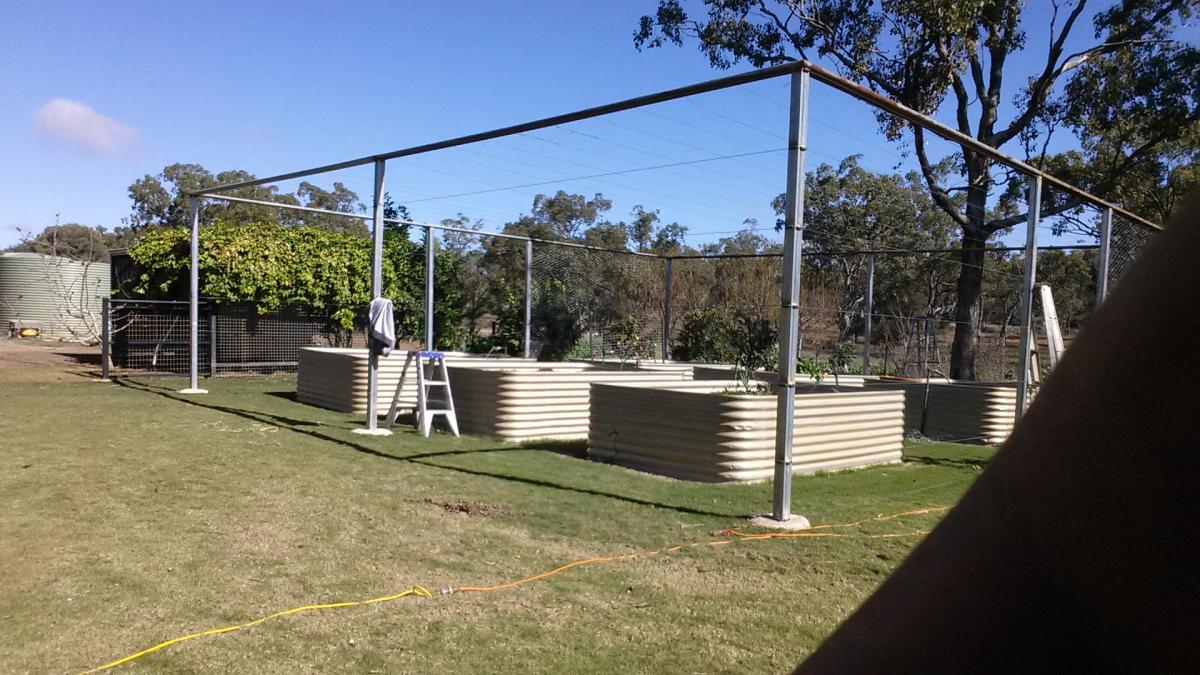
[1108,214,1155,294]
[530,242,666,362]
[104,298,364,377]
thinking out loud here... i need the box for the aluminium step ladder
[384,350,459,437]
[899,315,942,376]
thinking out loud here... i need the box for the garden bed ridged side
[296,348,537,416]
[448,366,693,442]
[864,379,1017,444]
[588,382,905,483]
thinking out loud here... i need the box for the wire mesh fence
[1108,215,1155,294]
[530,243,666,362]
[662,248,1030,380]
[106,299,364,377]
[109,299,212,376]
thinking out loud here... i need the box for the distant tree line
[4,155,1149,367]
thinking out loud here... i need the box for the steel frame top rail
[202,193,658,258]
[667,243,1099,260]
[193,60,1160,233]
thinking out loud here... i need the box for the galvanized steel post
[524,239,533,358]
[1016,175,1042,422]
[425,224,435,350]
[1096,207,1113,309]
[180,196,206,394]
[366,159,386,431]
[862,253,874,374]
[771,68,810,522]
[662,257,673,361]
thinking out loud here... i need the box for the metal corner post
[366,159,386,430]
[185,196,202,392]
[425,224,435,350]
[772,67,810,522]
[523,239,532,358]
[1096,207,1113,309]
[862,253,874,373]
[1015,175,1042,422]
[662,257,673,361]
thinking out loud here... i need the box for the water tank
[0,252,111,340]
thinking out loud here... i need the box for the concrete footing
[352,427,393,436]
[748,514,812,530]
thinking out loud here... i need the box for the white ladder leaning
[384,350,459,437]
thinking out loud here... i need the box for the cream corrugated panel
[864,380,1016,444]
[297,349,692,442]
[450,366,693,441]
[588,381,905,483]
[297,348,542,415]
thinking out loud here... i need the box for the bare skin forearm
[799,200,1200,673]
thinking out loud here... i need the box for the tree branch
[985,196,1082,233]
[991,0,1087,146]
[912,126,968,228]
[937,39,974,137]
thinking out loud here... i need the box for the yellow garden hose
[80,505,950,673]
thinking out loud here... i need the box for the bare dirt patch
[425,497,506,518]
[0,338,102,384]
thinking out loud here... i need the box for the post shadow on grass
[902,450,992,470]
[113,379,737,519]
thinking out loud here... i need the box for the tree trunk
[949,231,987,379]
[949,161,991,380]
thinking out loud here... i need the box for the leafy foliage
[127,222,464,346]
[126,163,366,234]
[606,315,655,364]
[828,341,857,373]
[635,0,1198,379]
[671,309,736,363]
[730,311,778,376]
[531,279,583,361]
[5,223,127,262]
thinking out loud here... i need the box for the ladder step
[422,409,454,415]
[422,380,449,386]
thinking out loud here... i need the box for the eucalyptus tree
[636,0,1198,378]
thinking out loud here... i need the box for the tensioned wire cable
[401,148,787,204]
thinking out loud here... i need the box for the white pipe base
[748,514,811,530]
[177,388,209,394]
[352,427,393,436]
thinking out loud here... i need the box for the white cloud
[32,98,140,158]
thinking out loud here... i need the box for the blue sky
[0,1,1182,250]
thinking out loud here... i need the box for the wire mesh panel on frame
[109,299,212,376]
[530,242,666,362]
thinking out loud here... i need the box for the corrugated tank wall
[0,252,110,340]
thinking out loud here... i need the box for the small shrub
[828,341,857,373]
[671,309,735,363]
[731,311,777,373]
[797,356,827,383]
[532,279,582,361]
[606,315,653,364]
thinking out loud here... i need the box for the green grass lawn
[0,374,993,673]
